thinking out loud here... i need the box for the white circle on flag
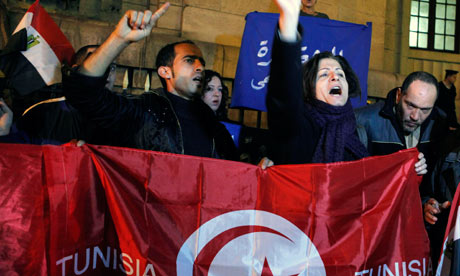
[176,210,326,275]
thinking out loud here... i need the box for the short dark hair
[445,70,458,79]
[71,45,99,66]
[203,70,228,120]
[401,71,438,98]
[155,40,196,88]
[302,51,361,103]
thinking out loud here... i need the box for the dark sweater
[165,93,213,158]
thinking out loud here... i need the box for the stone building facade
[1,0,459,127]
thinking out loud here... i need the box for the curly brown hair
[203,70,229,120]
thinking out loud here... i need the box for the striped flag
[0,0,74,95]
[436,182,460,275]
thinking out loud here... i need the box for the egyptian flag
[0,0,74,96]
[436,181,460,275]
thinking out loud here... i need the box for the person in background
[200,69,239,160]
[436,69,459,130]
[424,145,458,270]
[201,70,228,121]
[13,45,114,145]
[300,0,329,19]
[0,97,32,143]
[202,69,276,165]
[71,45,118,91]
[267,0,368,164]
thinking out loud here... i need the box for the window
[410,0,459,52]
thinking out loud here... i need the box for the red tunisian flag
[436,178,460,275]
[0,144,430,276]
[0,0,74,95]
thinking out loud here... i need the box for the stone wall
[2,0,459,127]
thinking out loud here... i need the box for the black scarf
[306,99,369,163]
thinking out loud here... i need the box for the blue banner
[220,121,242,148]
[231,12,372,111]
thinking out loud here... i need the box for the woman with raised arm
[266,0,368,164]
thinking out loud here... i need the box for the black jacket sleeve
[62,67,144,136]
[266,26,305,139]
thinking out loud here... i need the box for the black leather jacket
[63,68,238,161]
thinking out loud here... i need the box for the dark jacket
[431,147,460,203]
[355,88,447,159]
[63,68,238,161]
[15,97,103,145]
[0,124,33,144]
[355,88,449,202]
[436,81,458,128]
[426,146,460,270]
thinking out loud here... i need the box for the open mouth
[193,77,202,88]
[193,76,202,83]
[329,86,342,96]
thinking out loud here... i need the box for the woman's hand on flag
[258,157,274,169]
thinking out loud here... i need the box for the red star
[262,258,274,276]
[261,258,300,276]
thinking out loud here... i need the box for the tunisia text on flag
[0,144,430,275]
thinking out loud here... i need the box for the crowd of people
[0,0,459,268]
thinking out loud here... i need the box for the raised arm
[267,0,304,136]
[273,0,300,42]
[79,3,170,77]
